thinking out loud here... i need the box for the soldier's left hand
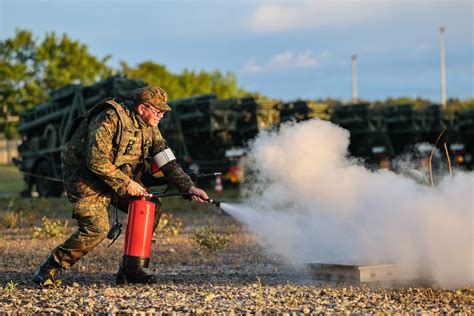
[188,186,209,203]
[126,180,149,197]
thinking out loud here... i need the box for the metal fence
[0,138,19,165]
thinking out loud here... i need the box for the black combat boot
[115,265,157,285]
[32,255,62,286]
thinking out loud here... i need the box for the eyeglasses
[144,104,165,117]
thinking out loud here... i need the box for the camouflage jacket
[61,98,193,198]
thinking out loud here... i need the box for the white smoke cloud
[223,119,473,287]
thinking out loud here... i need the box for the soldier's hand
[188,186,209,203]
[126,180,148,197]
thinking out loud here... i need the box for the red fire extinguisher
[122,198,156,268]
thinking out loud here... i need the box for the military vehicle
[209,97,280,182]
[14,75,146,197]
[159,94,217,167]
[379,103,473,170]
[327,103,472,170]
[328,103,390,164]
[448,107,474,168]
[166,94,217,166]
[279,100,330,123]
[14,77,281,196]
[211,97,280,148]
[161,95,280,180]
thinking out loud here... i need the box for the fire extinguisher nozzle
[206,198,221,208]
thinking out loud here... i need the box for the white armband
[153,148,176,168]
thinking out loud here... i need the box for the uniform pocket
[72,195,110,219]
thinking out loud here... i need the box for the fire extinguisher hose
[149,192,222,208]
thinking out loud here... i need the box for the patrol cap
[133,86,171,111]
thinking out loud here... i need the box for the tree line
[1,29,473,139]
[0,29,255,138]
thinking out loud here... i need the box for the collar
[134,111,148,129]
[126,101,146,129]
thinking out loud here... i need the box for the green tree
[0,29,112,138]
[120,60,181,98]
[120,60,254,100]
[1,30,262,138]
[372,97,432,110]
[36,32,112,90]
[460,97,474,110]
[448,97,474,111]
[0,30,43,138]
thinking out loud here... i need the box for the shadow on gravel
[1,271,313,288]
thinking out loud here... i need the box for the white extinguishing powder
[221,119,473,288]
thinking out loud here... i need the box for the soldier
[32,86,209,285]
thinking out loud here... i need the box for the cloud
[242,58,264,74]
[242,50,330,74]
[270,50,320,68]
[246,2,389,33]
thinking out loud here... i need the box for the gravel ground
[1,209,472,314]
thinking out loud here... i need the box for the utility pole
[439,26,447,110]
[351,54,358,104]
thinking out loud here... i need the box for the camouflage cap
[133,86,171,111]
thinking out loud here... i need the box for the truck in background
[14,76,146,196]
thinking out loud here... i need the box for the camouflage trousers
[51,194,163,269]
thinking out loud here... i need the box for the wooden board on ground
[308,263,431,284]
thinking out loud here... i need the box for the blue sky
[1,0,472,102]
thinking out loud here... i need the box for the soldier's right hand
[126,180,148,197]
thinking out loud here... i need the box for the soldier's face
[138,104,165,127]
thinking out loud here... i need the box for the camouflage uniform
[50,96,193,270]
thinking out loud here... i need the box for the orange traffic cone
[214,174,223,194]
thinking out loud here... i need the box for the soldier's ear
[137,103,145,115]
